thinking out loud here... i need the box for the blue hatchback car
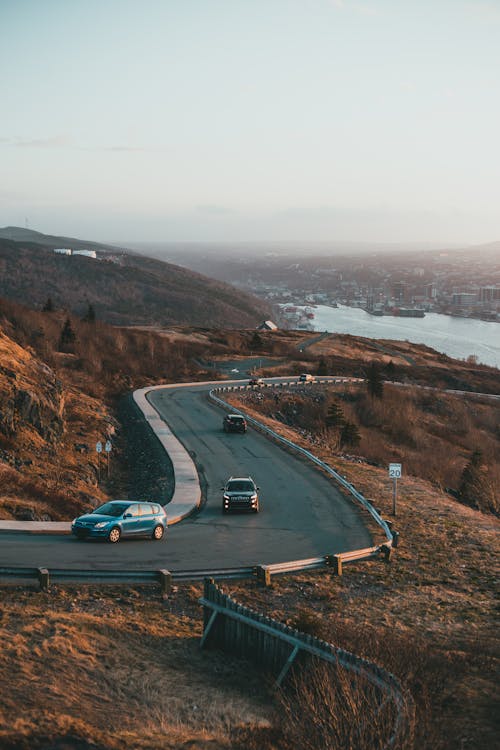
[71,500,167,543]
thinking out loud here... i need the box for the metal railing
[1,376,396,588]
[209,378,394,561]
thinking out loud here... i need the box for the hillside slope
[0,232,270,328]
[0,325,113,519]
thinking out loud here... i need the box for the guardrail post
[256,565,271,587]
[325,554,342,576]
[158,569,172,597]
[381,544,393,562]
[392,531,400,548]
[38,567,49,591]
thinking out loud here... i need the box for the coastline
[277,303,500,369]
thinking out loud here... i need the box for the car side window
[128,504,140,517]
[151,504,160,514]
[139,504,152,516]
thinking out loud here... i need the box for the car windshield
[93,502,130,517]
[227,481,254,492]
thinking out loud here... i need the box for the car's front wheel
[108,526,121,543]
[152,524,164,541]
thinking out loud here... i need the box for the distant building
[53,248,72,255]
[257,320,278,331]
[452,292,477,307]
[479,286,500,303]
[73,249,97,259]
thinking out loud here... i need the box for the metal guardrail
[1,376,395,589]
[0,565,257,588]
[209,378,394,562]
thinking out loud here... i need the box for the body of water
[298,304,500,369]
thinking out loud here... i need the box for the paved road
[0,382,372,572]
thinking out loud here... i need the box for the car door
[121,503,141,536]
[137,503,154,536]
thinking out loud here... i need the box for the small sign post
[96,441,103,482]
[389,463,402,516]
[105,440,112,478]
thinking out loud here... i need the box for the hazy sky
[1,0,499,244]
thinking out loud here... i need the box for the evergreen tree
[82,303,96,323]
[459,450,484,508]
[42,297,54,312]
[58,317,76,352]
[317,358,328,376]
[385,360,396,380]
[325,401,346,431]
[366,361,384,399]
[339,421,361,449]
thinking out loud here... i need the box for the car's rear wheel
[108,526,121,543]
[152,524,164,540]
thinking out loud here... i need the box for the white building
[73,249,97,259]
[257,320,278,331]
[53,248,72,255]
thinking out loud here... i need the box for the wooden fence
[199,578,414,749]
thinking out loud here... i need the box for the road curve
[0,379,372,571]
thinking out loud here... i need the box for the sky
[1,0,500,245]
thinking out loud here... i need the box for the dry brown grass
[214,400,500,749]
[0,587,274,750]
[228,383,500,515]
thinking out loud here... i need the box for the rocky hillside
[0,325,113,519]
[0,230,270,328]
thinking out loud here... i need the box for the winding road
[0,379,372,572]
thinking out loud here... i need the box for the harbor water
[294,304,500,369]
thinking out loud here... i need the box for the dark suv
[223,414,247,433]
[222,476,260,513]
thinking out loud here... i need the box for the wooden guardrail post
[158,569,172,597]
[256,565,271,587]
[392,531,400,547]
[381,544,393,562]
[325,554,343,576]
[38,567,49,591]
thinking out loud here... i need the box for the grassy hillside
[0,299,499,748]
[0,234,270,328]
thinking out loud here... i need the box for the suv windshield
[94,502,130,517]
[227,481,254,493]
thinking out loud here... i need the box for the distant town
[159,244,500,325]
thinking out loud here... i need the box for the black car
[223,414,247,433]
[222,476,260,513]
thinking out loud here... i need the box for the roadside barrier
[200,578,414,749]
[209,377,395,562]
[0,376,396,588]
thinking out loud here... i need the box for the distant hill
[0,226,126,254]
[0,228,270,328]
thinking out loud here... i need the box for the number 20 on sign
[389,463,402,515]
[389,463,402,479]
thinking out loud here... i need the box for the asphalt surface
[0,380,372,572]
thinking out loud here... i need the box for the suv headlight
[223,494,230,500]
[94,521,110,529]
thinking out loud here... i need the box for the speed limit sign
[389,463,402,479]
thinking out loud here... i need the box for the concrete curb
[132,384,202,525]
[0,382,208,534]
